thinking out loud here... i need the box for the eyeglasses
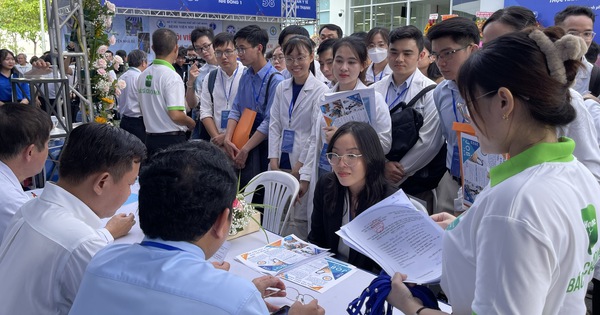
[431,45,470,62]
[194,43,212,53]
[215,50,237,58]
[285,287,316,305]
[270,55,285,63]
[567,30,596,40]
[456,90,497,123]
[326,152,363,167]
[285,55,309,64]
[235,46,254,55]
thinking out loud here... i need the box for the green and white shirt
[138,59,187,133]
[442,138,600,315]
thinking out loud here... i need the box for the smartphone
[271,305,290,315]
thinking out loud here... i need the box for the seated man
[0,123,145,315]
[0,103,52,242]
[69,141,323,315]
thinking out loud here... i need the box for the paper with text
[320,88,376,127]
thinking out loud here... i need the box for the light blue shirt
[69,237,269,315]
[433,79,465,169]
[384,71,416,109]
[228,62,283,135]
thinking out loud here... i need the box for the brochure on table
[320,88,376,127]
[336,189,444,284]
[235,234,357,292]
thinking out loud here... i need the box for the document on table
[336,190,443,284]
[278,256,357,293]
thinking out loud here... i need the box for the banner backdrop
[503,0,600,37]
[106,0,317,19]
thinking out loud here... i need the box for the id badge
[281,129,295,154]
[220,110,230,129]
[450,145,461,178]
[318,144,332,172]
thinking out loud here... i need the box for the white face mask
[368,47,388,64]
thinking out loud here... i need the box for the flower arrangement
[230,177,269,242]
[83,0,125,125]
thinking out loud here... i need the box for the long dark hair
[0,49,21,77]
[332,36,369,85]
[324,121,388,216]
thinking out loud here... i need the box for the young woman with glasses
[307,122,395,272]
[269,46,286,73]
[268,36,329,238]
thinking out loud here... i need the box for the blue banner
[504,0,600,37]
[107,0,317,19]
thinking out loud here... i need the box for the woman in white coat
[301,36,392,232]
[269,35,329,238]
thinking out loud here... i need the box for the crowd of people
[1,4,600,315]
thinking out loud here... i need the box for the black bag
[385,84,437,162]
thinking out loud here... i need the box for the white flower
[97,68,107,76]
[97,45,108,56]
[104,16,113,29]
[94,58,107,69]
[108,35,116,46]
[117,79,126,89]
[113,55,123,65]
[105,1,116,12]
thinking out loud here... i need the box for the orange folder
[232,108,257,149]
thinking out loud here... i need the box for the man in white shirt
[0,123,145,315]
[372,25,444,213]
[0,103,52,242]
[117,49,148,144]
[555,5,599,97]
[139,28,195,157]
[200,32,245,148]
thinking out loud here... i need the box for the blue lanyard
[252,65,273,104]
[371,65,385,82]
[451,90,464,123]
[140,241,183,251]
[220,65,239,104]
[385,76,412,108]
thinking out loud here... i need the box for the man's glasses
[285,287,316,305]
[215,50,237,58]
[326,152,363,167]
[271,55,285,63]
[567,30,596,40]
[194,43,212,53]
[456,90,498,123]
[431,45,470,62]
[236,46,254,55]
[285,55,308,65]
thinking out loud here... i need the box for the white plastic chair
[243,171,300,235]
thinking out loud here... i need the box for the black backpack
[385,84,436,162]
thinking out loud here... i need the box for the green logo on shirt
[145,75,153,87]
[582,204,598,255]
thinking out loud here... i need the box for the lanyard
[220,65,239,104]
[140,241,183,251]
[451,90,464,123]
[385,75,413,109]
[252,65,273,104]
[371,65,385,82]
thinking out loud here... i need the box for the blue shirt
[433,79,465,169]
[0,72,30,102]
[228,62,283,135]
[69,237,269,315]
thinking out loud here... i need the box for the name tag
[221,110,230,129]
[318,143,332,172]
[281,129,295,154]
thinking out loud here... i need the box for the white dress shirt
[0,183,113,315]
[117,67,143,117]
[200,61,245,133]
[573,57,594,96]
[372,70,443,184]
[0,160,30,243]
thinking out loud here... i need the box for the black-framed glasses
[431,45,470,62]
[215,50,236,58]
[456,90,498,123]
[194,43,212,53]
[567,30,596,40]
[326,152,363,167]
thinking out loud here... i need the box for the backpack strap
[207,69,218,105]
[389,84,437,114]
[590,65,600,98]
[262,71,284,108]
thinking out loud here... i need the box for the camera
[338,9,344,17]
[185,55,206,67]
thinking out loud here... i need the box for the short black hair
[389,25,424,52]
[139,141,237,242]
[234,25,269,54]
[426,16,480,47]
[59,123,146,184]
[317,38,338,55]
[366,27,390,47]
[283,35,316,75]
[278,25,310,46]
[0,103,52,160]
[152,28,178,57]
[350,31,368,41]
[586,41,599,64]
[319,24,343,38]
[115,50,127,59]
[127,49,146,68]
[213,32,235,49]
[191,27,215,45]
[483,6,537,32]
[555,5,595,25]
